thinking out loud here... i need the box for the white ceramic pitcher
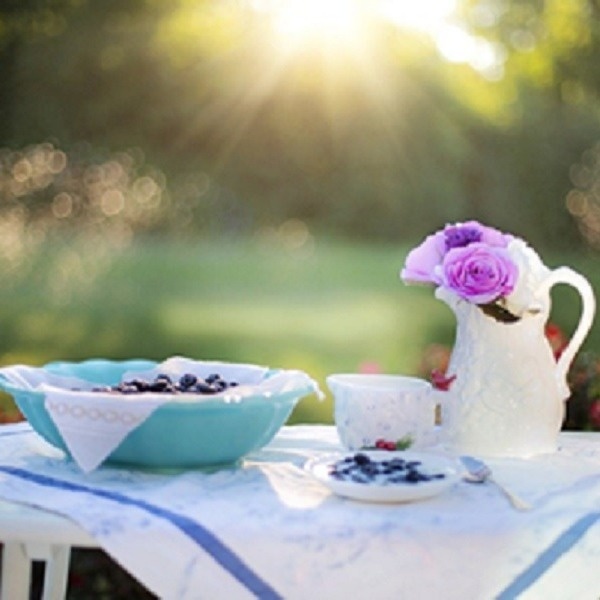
[437,264,596,458]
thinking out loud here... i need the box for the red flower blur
[589,399,600,429]
[430,369,456,391]
[545,323,569,360]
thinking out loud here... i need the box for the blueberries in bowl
[90,373,239,396]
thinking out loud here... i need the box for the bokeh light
[0,143,167,279]
[567,142,600,250]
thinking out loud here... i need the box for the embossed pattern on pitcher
[437,266,595,458]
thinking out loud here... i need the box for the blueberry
[91,385,111,392]
[351,474,369,483]
[129,379,150,392]
[118,384,139,394]
[149,379,170,392]
[388,475,406,483]
[205,373,221,384]
[360,463,379,476]
[179,373,198,389]
[212,379,228,392]
[353,453,371,466]
[405,468,432,483]
[389,458,407,471]
[194,381,217,394]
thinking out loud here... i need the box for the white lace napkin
[41,388,167,473]
[0,357,320,472]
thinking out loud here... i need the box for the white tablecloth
[0,423,598,599]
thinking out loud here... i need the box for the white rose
[499,239,551,317]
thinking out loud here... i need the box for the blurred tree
[0,0,599,249]
[0,0,84,142]
[462,0,600,100]
[456,0,600,246]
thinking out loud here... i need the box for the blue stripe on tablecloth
[0,465,282,600]
[496,511,600,599]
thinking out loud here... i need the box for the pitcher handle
[541,266,596,383]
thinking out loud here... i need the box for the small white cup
[327,374,436,450]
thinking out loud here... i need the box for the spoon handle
[490,476,532,511]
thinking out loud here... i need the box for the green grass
[0,234,598,424]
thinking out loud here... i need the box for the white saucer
[305,450,460,504]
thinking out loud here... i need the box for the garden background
[1,0,600,428]
[2,2,600,595]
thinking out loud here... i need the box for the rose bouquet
[400,220,549,323]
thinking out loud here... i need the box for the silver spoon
[461,456,532,511]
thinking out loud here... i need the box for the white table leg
[41,545,71,600]
[1,542,71,600]
[1,542,32,600]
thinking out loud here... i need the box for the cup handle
[541,267,596,383]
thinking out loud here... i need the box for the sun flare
[258,0,459,48]
[273,0,361,44]
[378,0,457,33]
[250,0,499,75]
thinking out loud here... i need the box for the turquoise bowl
[0,359,315,470]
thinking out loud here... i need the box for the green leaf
[395,435,413,450]
[479,302,521,324]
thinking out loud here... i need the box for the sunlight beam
[377,0,456,33]
[271,0,363,50]
[250,0,503,77]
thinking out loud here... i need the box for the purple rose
[441,243,518,304]
[443,225,482,250]
[400,230,446,284]
[401,221,512,285]
[443,221,512,251]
